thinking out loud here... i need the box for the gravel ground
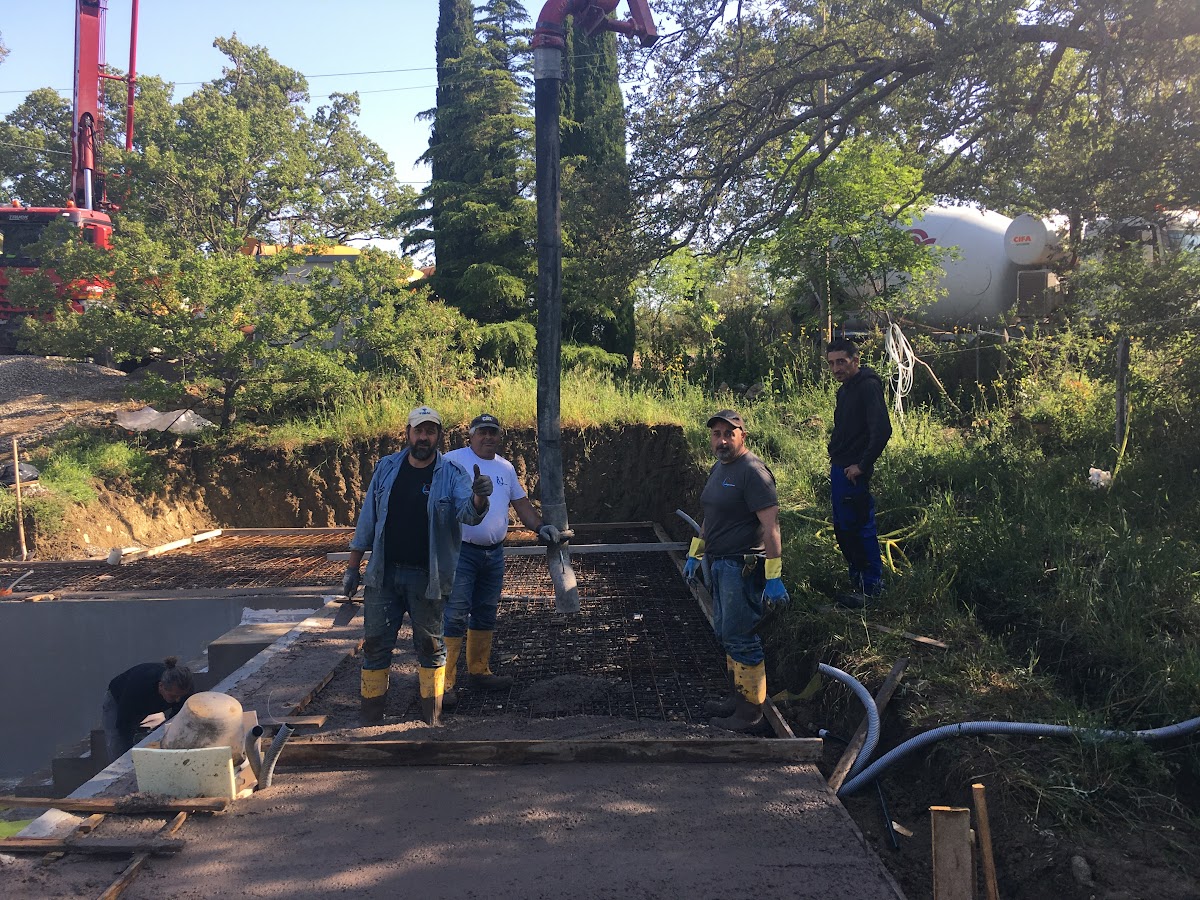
[0,355,133,446]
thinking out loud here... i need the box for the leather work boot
[710,661,766,733]
[417,666,446,727]
[703,656,738,717]
[442,636,463,710]
[360,668,389,725]
[466,629,514,690]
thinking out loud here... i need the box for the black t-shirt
[699,451,778,556]
[384,456,435,568]
[108,662,178,739]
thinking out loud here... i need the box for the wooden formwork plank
[0,796,228,813]
[98,812,188,900]
[0,836,185,855]
[278,738,822,768]
[931,806,975,900]
[326,543,685,563]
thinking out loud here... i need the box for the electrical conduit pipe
[839,715,1200,798]
[257,724,294,790]
[818,664,881,779]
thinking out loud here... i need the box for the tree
[560,26,638,360]
[629,0,1200,254]
[9,222,374,429]
[0,88,73,206]
[116,37,411,252]
[411,0,535,322]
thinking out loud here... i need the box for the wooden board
[0,795,229,813]
[931,806,974,900]
[278,738,822,768]
[0,836,186,855]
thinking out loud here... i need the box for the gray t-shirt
[699,451,777,556]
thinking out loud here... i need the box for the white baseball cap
[407,405,443,428]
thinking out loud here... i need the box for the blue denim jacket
[350,449,487,599]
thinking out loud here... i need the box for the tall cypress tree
[412,0,534,323]
[560,27,636,360]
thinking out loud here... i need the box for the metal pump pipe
[532,1,657,614]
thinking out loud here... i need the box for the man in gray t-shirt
[682,409,790,733]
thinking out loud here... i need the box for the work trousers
[100,690,131,763]
[709,558,766,665]
[362,564,446,670]
[830,464,883,595]
[444,542,505,637]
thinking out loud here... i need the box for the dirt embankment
[3,425,709,559]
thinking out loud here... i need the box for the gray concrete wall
[0,596,320,778]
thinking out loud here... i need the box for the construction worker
[101,656,194,763]
[683,409,789,733]
[341,405,492,726]
[442,413,561,708]
[825,337,892,608]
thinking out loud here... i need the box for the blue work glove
[537,524,562,544]
[683,556,702,585]
[762,577,790,608]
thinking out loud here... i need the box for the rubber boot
[466,629,514,690]
[710,661,766,733]
[703,655,739,717]
[418,666,445,727]
[442,635,463,710]
[360,668,388,725]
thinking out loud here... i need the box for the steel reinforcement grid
[408,551,728,725]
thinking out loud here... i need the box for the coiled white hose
[884,322,914,420]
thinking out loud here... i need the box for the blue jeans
[830,464,883,595]
[709,558,766,665]
[444,543,505,637]
[363,565,446,670]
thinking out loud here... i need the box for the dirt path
[0,355,135,447]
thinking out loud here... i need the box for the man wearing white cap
[442,414,561,706]
[341,405,493,726]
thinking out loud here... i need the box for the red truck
[0,0,137,349]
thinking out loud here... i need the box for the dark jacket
[107,662,180,742]
[828,365,892,474]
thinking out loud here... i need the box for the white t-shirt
[445,447,528,546]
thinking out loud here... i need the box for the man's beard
[411,444,435,461]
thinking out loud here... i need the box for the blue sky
[0,1,440,187]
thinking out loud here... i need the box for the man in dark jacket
[826,337,892,607]
[101,657,195,762]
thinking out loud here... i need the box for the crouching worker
[340,405,491,727]
[101,656,195,763]
[683,410,789,733]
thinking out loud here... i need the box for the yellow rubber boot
[417,666,445,727]
[710,661,766,733]
[704,655,738,717]
[360,668,389,724]
[443,636,463,709]
[466,629,514,690]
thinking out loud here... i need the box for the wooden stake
[12,438,28,562]
[828,658,909,793]
[99,812,188,900]
[930,806,974,900]
[972,783,1000,900]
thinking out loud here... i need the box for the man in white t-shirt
[443,414,560,706]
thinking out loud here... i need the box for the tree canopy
[628,0,1200,253]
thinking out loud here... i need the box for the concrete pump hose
[257,724,295,790]
[838,714,1200,798]
[817,664,881,780]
